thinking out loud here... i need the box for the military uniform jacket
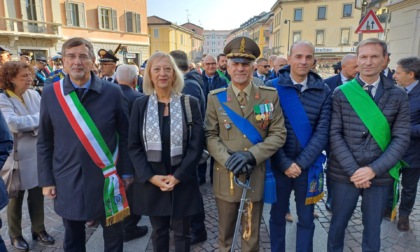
[37,73,131,221]
[205,83,286,202]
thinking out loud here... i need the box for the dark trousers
[149,216,191,252]
[0,218,6,252]
[197,162,207,183]
[123,184,141,232]
[190,192,206,236]
[62,218,123,252]
[386,168,420,217]
[328,180,388,252]
[7,186,45,238]
[325,168,332,208]
[270,169,315,252]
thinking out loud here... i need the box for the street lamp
[284,19,291,55]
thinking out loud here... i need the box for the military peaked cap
[223,36,260,63]
[98,49,119,63]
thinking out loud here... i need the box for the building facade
[0,0,150,66]
[381,0,420,69]
[226,12,273,58]
[148,16,204,61]
[271,0,377,59]
[202,30,231,57]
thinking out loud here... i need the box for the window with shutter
[126,11,133,32]
[112,9,117,30]
[135,14,141,33]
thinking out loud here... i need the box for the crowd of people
[0,36,419,252]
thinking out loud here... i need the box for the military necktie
[238,91,247,107]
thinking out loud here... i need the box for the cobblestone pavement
[1,180,419,251]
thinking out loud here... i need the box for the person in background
[128,51,203,251]
[253,58,271,82]
[217,53,231,83]
[0,61,55,251]
[0,47,12,67]
[0,110,14,252]
[19,52,32,65]
[383,57,420,232]
[381,52,394,82]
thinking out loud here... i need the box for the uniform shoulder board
[259,86,276,91]
[210,87,227,95]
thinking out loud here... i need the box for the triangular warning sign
[355,10,384,33]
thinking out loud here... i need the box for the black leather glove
[225,151,256,176]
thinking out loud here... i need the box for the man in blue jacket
[327,38,410,252]
[384,56,420,231]
[0,110,13,251]
[266,41,331,252]
[324,54,358,92]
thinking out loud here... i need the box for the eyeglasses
[205,62,217,66]
[259,65,271,68]
[64,54,91,62]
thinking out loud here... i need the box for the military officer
[205,37,287,252]
[98,48,120,83]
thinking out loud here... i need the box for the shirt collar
[290,76,308,88]
[231,83,252,98]
[405,80,419,93]
[340,73,349,83]
[70,77,92,89]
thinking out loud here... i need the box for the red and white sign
[355,10,384,34]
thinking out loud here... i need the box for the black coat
[128,95,203,218]
[324,74,343,93]
[119,84,144,115]
[402,82,420,169]
[0,110,13,211]
[201,71,228,96]
[37,73,131,221]
[183,70,206,119]
[328,76,411,185]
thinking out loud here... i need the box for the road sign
[355,10,384,33]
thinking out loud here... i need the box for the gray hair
[62,37,95,59]
[116,64,138,84]
[356,38,388,57]
[397,57,420,80]
[143,52,184,95]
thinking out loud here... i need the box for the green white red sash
[53,80,129,226]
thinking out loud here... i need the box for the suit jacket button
[243,135,246,138]
[244,148,248,151]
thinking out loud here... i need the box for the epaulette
[259,86,276,91]
[210,87,227,95]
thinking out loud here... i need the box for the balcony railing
[0,17,62,38]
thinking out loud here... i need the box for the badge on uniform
[254,103,274,130]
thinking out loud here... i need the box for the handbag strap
[12,133,18,161]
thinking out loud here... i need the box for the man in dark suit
[253,57,271,82]
[202,55,228,98]
[324,54,358,92]
[384,57,420,231]
[115,64,148,241]
[382,52,395,82]
[38,37,132,252]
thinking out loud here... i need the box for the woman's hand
[148,175,172,191]
[165,176,180,190]
[43,186,56,199]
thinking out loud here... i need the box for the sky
[147,0,277,30]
